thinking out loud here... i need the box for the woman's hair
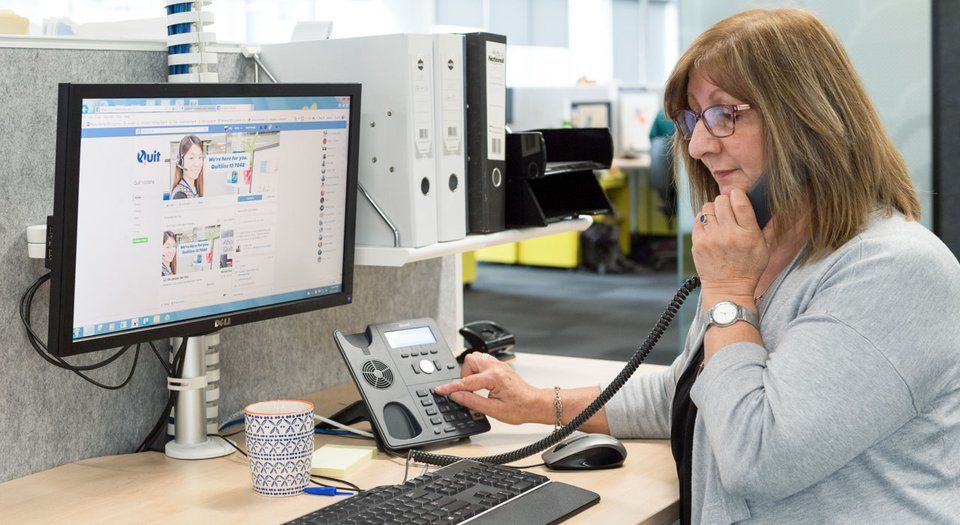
[162,230,178,275]
[663,8,920,262]
[170,135,205,197]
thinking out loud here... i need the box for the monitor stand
[165,335,233,459]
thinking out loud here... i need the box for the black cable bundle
[135,337,189,453]
[410,275,701,466]
[20,272,187,453]
[20,273,141,388]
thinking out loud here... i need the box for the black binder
[464,32,507,233]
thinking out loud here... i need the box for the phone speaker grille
[361,360,393,389]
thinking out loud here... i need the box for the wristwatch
[706,301,759,329]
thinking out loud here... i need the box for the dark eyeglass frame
[674,103,753,140]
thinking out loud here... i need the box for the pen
[304,486,354,496]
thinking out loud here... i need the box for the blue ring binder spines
[166,2,199,77]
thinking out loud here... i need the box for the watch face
[713,303,739,325]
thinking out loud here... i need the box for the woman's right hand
[433,353,551,425]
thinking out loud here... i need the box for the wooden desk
[0,354,679,524]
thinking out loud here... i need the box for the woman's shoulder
[796,211,960,300]
[854,211,958,272]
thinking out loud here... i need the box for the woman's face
[685,69,765,196]
[162,237,177,264]
[181,143,204,181]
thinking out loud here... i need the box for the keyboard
[285,459,600,525]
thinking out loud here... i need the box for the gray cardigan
[604,212,960,523]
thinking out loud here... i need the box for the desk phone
[333,318,491,451]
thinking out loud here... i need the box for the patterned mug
[243,400,315,497]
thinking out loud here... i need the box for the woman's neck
[755,218,808,300]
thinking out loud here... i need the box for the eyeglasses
[674,104,752,140]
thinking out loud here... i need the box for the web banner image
[71,96,351,340]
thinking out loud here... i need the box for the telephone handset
[746,176,773,229]
[333,319,491,451]
[405,177,777,467]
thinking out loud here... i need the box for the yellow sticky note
[310,444,377,478]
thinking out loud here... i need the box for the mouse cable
[20,272,144,389]
[409,275,701,466]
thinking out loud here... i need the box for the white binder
[260,34,438,248]
[432,34,467,242]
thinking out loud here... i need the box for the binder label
[411,54,434,159]
[440,54,463,155]
[485,41,506,162]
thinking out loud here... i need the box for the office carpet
[464,264,685,366]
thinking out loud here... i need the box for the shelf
[354,216,594,267]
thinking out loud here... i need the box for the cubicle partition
[0,41,459,482]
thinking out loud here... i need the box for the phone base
[321,399,478,454]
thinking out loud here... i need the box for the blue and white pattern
[243,401,314,497]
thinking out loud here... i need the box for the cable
[403,450,413,482]
[21,274,131,369]
[314,429,375,440]
[136,337,189,453]
[209,434,246,457]
[219,411,245,431]
[148,341,173,375]
[20,272,148,389]
[311,475,362,493]
[314,414,375,439]
[410,275,701,466]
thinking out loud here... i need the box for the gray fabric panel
[0,47,455,481]
[934,0,960,255]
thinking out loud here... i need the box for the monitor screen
[570,101,611,129]
[618,89,661,154]
[48,84,360,356]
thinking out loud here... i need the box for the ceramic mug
[243,399,315,497]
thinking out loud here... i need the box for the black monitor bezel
[48,83,361,357]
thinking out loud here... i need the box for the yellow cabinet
[517,231,580,268]
[462,251,478,284]
[475,242,519,264]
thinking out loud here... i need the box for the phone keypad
[427,391,487,435]
[397,344,490,439]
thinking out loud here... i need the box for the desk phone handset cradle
[457,320,516,363]
[332,180,773,465]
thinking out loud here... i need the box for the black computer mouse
[541,432,627,470]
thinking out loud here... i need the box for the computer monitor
[618,88,661,155]
[569,101,612,129]
[47,83,361,357]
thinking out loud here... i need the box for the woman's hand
[433,353,551,425]
[692,189,770,304]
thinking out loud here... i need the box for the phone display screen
[384,326,436,349]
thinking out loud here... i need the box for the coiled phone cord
[410,274,702,466]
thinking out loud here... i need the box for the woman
[170,135,205,199]
[161,231,178,276]
[436,8,960,524]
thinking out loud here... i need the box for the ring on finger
[699,212,716,224]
